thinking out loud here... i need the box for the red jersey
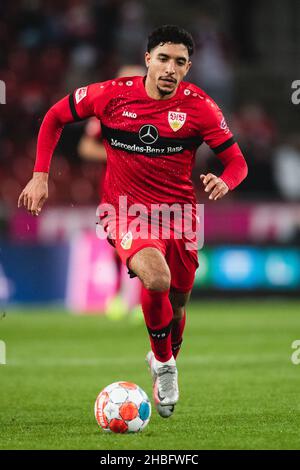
[69,76,235,212]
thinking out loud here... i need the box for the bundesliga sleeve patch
[75,87,87,104]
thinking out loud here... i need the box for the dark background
[0,0,300,302]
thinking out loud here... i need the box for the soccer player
[18,25,248,418]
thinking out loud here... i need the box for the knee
[173,306,185,322]
[143,269,171,292]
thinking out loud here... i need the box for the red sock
[141,286,173,362]
[171,310,186,359]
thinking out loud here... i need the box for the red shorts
[110,229,199,294]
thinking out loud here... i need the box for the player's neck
[144,75,177,100]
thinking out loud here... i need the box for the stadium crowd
[1,0,299,209]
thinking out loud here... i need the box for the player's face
[145,43,191,99]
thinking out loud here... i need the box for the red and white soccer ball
[94,381,151,433]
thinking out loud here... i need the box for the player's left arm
[200,142,248,200]
[199,100,248,201]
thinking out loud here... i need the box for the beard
[156,85,174,97]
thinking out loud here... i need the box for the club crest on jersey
[120,231,133,250]
[168,111,187,132]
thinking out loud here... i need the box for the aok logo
[0,340,6,364]
[0,80,6,104]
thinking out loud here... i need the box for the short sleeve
[199,97,235,154]
[68,81,113,122]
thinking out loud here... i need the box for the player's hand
[17,172,49,216]
[200,173,229,201]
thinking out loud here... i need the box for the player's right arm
[18,83,109,215]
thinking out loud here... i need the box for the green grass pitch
[0,300,300,450]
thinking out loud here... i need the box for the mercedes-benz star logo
[139,124,159,145]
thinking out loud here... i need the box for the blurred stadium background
[1,0,300,307]
[1,0,300,451]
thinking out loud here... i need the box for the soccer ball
[94,381,151,433]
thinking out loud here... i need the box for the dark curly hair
[147,25,195,57]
